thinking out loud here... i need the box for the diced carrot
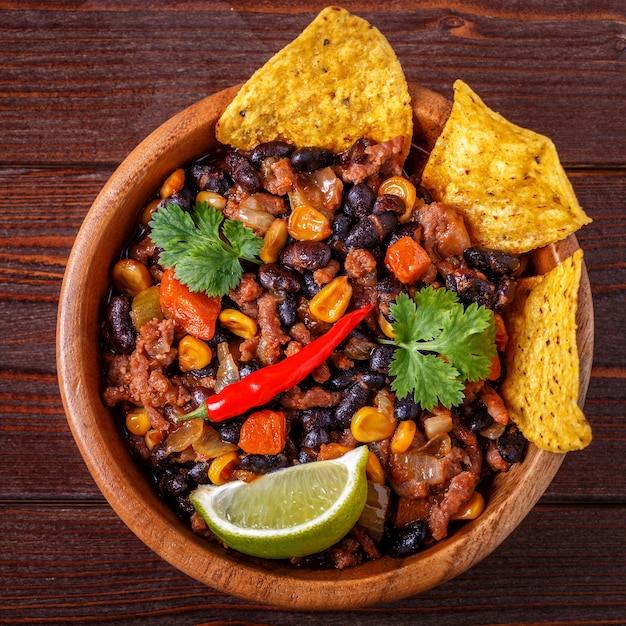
[494,312,508,352]
[384,236,431,284]
[238,410,287,455]
[488,354,502,381]
[159,268,221,340]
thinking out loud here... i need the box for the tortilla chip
[500,249,591,452]
[421,80,591,254]
[216,6,413,162]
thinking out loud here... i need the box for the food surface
[98,7,591,568]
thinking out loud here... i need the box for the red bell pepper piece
[160,268,221,340]
[179,304,373,423]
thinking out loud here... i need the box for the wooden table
[2,2,625,623]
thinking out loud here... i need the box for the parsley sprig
[149,201,263,297]
[383,287,497,411]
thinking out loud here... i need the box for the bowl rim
[56,83,593,610]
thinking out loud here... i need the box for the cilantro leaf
[149,201,262,297]
[386,286,497,410]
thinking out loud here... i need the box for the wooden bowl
[57,83,593,610]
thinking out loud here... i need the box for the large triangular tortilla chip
[216,6,413,162]
[500,250,592,452]
[421,80,591,254]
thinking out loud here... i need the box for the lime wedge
[190,445,369,559]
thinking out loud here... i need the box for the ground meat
[229,273,263,306]
[345,248,377,285]
[484,439,513,473]
[279,386,342,410]
[313,259,340,286]
[335,136,404,184]
[256,292,290,365]
[264,157,297,196]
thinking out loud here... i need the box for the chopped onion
[214,341,240,394]
[394,451,446,485]
[479,422,507,440]
[416,433,452,458]
[358,481,390,543]
[163,420,203,457]
[423,411,453,440]
[163,419,238,460]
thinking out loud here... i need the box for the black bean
[344,211,398,249]
[370,344,395,374]
[300,272,322,299]
[239,453,288,474]
[280,241,332,272]
[384,521,428,558]
[335,137,375,171]
[325,368,356,391]
[498,424,529,464]
[290,147,334,172]
[357,371,387,390]
[258,263,302,293]
[188,163,231,196]
[159,467,188,498]
[187,462,212,488]
[158,186,194,212]
[334,383,371,428]
[277,292,298,328]
[173,495,196,518]
[303,427,332,449]
[249,141,294,167]
[394,395,420,422]
[373,194,405,216]
[105,295,135,354]
[464,247,521,277]
[415,185,433,204]
[218,419,244,445]
[328,213,353,253]
[461,397,494,433]
[388,222,421,247]
[445,269,496,309]
[224,151,262,194]
[344,183,376,220]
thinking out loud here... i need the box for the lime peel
[190,445,369,559]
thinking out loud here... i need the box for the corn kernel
[208,451,240,485]
[390,420,417,453]
[144,428,164,451]
[125,407,151,436]
[451,492,485,521]
[141,198,161,227]
[287,204,332,241]
[112,258,152,296]
[378,313,395,339]
[260,218,288,263]
[309,276,353,323]
[159,168,185,199]
[378,175,416,223]
[351,406,397,443]
[178,335,213,372]
[366,451,386,484]
[196,190,227,210]
[218,309,258,339]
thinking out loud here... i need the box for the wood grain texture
[1,6,625,166]
[1,503,624,624]
[1,1,625,622]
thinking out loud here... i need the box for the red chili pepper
[179,304,373,423]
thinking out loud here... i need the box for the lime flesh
[190,445,369,559]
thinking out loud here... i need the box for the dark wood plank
[0,503,624,624]
[0,7,624,166]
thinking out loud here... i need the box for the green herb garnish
[383,286,497,411]
[149,201,263,297]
